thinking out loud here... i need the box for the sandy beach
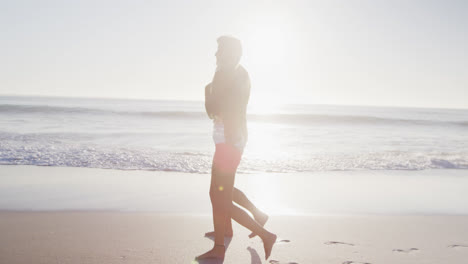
[1,212,468,264]
[2,1,468,263]
[1,165,468,263]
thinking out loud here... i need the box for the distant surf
[1,103,467,127]
[1,96,468,174]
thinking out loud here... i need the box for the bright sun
[240,17,292,112]
[243,22,287,69]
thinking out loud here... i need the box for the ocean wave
[0,104,206,120]
[1,138,467,173]
[0,104,107,114]
[248,113,468,126]
[2,104,468,127]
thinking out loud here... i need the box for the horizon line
[1,93,467,111]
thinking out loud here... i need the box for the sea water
[1,95,468,174]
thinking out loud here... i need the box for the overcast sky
[1,0,467,109]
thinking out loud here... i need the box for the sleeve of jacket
[204,83,215,119]
[207,70,231,119]
[223,70,250,144]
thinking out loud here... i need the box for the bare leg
[196,165,235,260]
[205,207,233,237]
[230,203,277,260]
[200,161,276,260]
[232,188,269,238]
[232,188,258,213]
[205,187,268,238]
[197,144,275,260]
[198,174,276,260]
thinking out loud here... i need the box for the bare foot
[195,245,225,260]
[204,230,233,237]
[262,233,277,260]
[248,210,269,238]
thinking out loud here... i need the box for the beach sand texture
[1,212,468,264]
[1,166,468,263]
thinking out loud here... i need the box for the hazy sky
[1,0,467,109]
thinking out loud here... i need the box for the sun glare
[243,19,288,69]
[244,28,286,67]
[240,15,294,111]
[248,96,284,115]
[245,174,299,215]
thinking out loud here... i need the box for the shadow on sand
[195,235,277,264]
[194,245,263,264]
[247,246,262,264]
[193,236,232,264]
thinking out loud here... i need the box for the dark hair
[217,35,242,60]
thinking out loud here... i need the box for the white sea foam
[1,132,467,173]
[1,95,468,173]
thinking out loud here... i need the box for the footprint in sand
[448,244,468,249]
[392,248,419,253]
[325,241,355,246]
[342,261,371,264]
[269,260,298,264]
[275,239,291,244]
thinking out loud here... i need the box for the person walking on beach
[196,36,277,261]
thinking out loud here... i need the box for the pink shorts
[213,143,242,173]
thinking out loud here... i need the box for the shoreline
[1,165,468,215]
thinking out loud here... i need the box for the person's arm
[204,83,215,119]
[205,70,229,119]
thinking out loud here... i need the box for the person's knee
[234,188,246,200]
[209,184,222,200]
[210,187,224,204]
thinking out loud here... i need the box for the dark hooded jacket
[205,65,250,145]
